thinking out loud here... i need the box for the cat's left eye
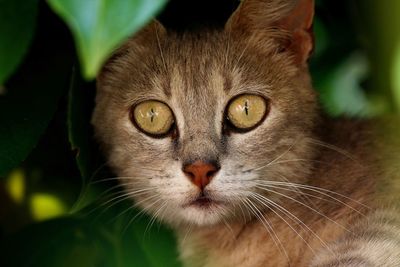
[226,94,268,131]
[131,100,174,137]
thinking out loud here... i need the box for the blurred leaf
[393,43,400,109]
[131,215,182,267]
[0,65,70,179]
[68,70,92,180]
[0,0,39,84]
[0,2,75,178]
[0,204,181,267]
[354,0,400,113]
[30,193,68,221]
[0,217,110,267]
[313,18,329,59]
[315,53,386,117]
[67,69,97,212]
[47,0,168,79]
[5,169,26,204]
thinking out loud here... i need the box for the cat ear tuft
[225,0,315,65]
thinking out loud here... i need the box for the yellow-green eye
[227,94,268,130]
[131,100,174,136]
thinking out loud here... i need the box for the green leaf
[47,0,168,79]
[0,0,39,84]
[0,4,76,178]
[68,70,91,180]
[67,69,100,212]
[131,214,181,267]
[0,205,181,267]
[0,55,72,179]
[0,90,60,178]
[315,53,387,117]
[0,217,116,267]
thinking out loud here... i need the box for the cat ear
[97,20,165,77]
[226,0,315,64]
[129,19,167,45]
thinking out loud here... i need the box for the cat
[92,0,400,266]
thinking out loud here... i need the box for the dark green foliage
[0,0,39,83]
[1,207,180,267]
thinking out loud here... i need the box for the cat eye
[226,94,268,131]
[131,100,174,136]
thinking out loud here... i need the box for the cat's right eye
[131,100,174,137]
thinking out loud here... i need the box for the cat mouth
[185,195,223,209]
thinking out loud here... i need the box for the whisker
[253,186,351,233]
[85,188,157,219]
[91,169,162,184]
[306,138,358,162]
[255,180,369,213]
[277,174,321,210]
[181,222,194,246]
[249,192,317,256]
[86,182,132,204]
[101,187,156,209]
[242,197,290,264]
[122,195,163,235]
[145,201,169,235]
[243,139,301,173]
[254,182,337,205]
[90,177,134,184]
[252,192,334,256]
[221,215,235,236]
[80,187,134,217]
[264,139,299,166]
[237,198,251,222]
[256,159,334,172]
[103,192,160,227]
[87,162,109,183]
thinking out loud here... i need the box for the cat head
[92,0,318,226]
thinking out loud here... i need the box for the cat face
[92,0,317,226]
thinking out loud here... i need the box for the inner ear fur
[225,0,315,65]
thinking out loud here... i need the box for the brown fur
[177,119,378,266]
[92,0,400,266]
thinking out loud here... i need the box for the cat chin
[175,205,229,226]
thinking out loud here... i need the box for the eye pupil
[150,108,155,123]
[244,101,249,116]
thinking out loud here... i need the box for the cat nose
[182,161,220,190]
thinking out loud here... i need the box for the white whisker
[306,138,358,162]
[255,180,369,213]
[254,185,351,233]
[145,201,169,235]
[252,192,334,256]
[242,197,291,264]
[249,192,317,256]
[122,196,163,235]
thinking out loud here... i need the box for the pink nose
[183,161,219,190]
